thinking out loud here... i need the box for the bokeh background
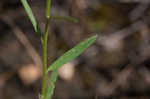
[1,0,150,99]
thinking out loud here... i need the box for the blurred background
[1,0,150,99]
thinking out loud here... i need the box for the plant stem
[42,0,51,98]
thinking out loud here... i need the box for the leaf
[48,35,97,71]
[51,16,79,23]
[21,0,42,36]
[46,35,97,99]
[45,70,58,99]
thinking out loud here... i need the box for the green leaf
[45,70,58,99]
[48,35,97,71]
[51,16,79,23]
[21,0,42,36]
[46,35,97,99]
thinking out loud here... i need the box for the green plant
[20,0,97,99]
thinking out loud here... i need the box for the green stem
[42,0,51,98]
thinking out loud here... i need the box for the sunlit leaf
[48,35,97,71]
[21,0,42,36]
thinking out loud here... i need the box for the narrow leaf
[51,16,79,23]
[21,0,41,36]
[45,70,58,99]
[48,35,97,71]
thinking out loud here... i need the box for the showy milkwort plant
[20,0,97,99]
